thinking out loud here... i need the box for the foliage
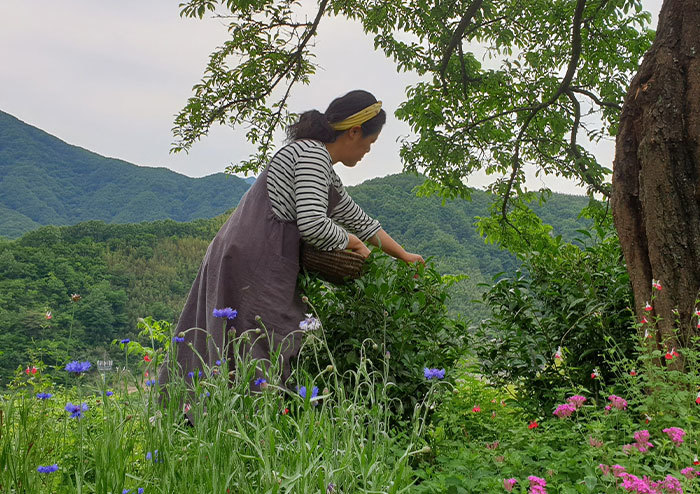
[173,0,653,212]
[412,328,700,493]
[0,110,251,238]
[472,211,636,414]
[299,253,468,418]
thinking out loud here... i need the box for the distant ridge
[0,110,251,238]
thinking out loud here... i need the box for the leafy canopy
[173,0,653,214]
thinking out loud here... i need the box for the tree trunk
[612,0,700,352]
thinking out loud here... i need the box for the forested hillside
[0,172,591,386]
[0,110,250,238]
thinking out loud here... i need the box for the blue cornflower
[172,336,185,343]
[145,379,156,387]
[254,378,267,387]
[120,338,130,345]
[65,402,88,419]
[106,390,114,397]
[212,307,238,320]
[297,386,319,399]
[36,392,53,400]
[215,360,221,366]
[65,361,91,374]
[187,370,202,379]
[423,368,445,380]
[37,464,59,473]
[146,450,162,463]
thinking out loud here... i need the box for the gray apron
[159,158,340,388]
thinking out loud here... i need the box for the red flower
[630,369,637,376]
[694,455,699,466]
[641,316,648,324]
[665,348,679,360]
[45,311,52,320]
[281,408,290,415]
[695,391,700,405]
[644,302,653,312]
[652,279,662,291]
[25,366,37,375]
[528,421,539,429]
[472,406,481,413]
[143,355,152,362]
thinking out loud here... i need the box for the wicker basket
[300,243,366,284]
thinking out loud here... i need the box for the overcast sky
[1,0,662,192]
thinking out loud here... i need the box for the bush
[298,252,468,418]
[473,218,636,415]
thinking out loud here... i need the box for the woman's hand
[400,252,425,265]
[347,234,371,258]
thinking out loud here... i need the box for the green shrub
[473,219,636,415]
[298,253,468,418]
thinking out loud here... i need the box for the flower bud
[302,295,309,303]
[326,365,334,372]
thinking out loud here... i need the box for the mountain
[0,110,251,238]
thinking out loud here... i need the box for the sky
[1,0,663,192]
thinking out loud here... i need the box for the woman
[161,90,423,388]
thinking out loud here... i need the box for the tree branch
[499,0,587,223]
[206,0,329,127]
[570,86,621,110]
[438,0,484,81]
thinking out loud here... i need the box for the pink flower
[681,467,697,480]
[503,478,517,492]
[662,427,685,446]
[632,430,654,453]
[553,403,576,418]
[608,394,628,410]
[45,311,52,320]
[567,395,586,409]
[486,441,499,450]
[599,464,610,476]
[588,437,603,448]
[554,346,563,360]
[528,476,547,494]
[696,391,700,405]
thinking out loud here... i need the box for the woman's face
[343,130,380,167]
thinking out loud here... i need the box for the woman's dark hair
[286,90,386,143]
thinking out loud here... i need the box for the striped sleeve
[294,147,349,251]
[329,174,381,241]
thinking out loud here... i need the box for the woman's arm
[367,229,424,264]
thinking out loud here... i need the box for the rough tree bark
[612,0,700,352]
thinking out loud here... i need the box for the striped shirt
[267,140,381,251]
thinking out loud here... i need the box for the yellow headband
[330,101,382,131]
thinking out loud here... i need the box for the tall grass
[0,317,435,493]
